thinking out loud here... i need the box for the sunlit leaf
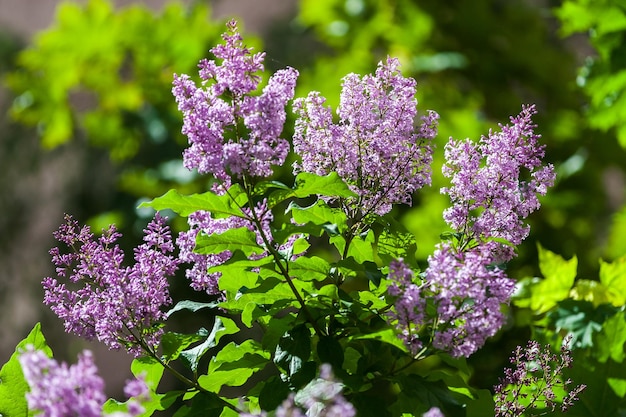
[139,185,247,218]
[0,323,52,417]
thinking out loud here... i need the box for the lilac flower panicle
[387,249,516,358]
[172,19,298,182]
[293,57,437,216]
[19,346,106,417]
[425,242,516,358]
[442,104,556,251]
[386,259,426,355]
[43,214,179,356]
[385,106,554,358]
[494,337,586,417]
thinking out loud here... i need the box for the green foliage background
[1,0,626,415]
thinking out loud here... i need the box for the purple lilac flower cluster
[388,249,514,358]
[42,214,179,356]
[172,19,298,184]
[19,347,149,417]
[427,105,554,356]
[293,57,437,217]
[177,200,272,296]
[388,106,554,358]
[425,242,516,357]
[386,259,426,355]
[494,337,586,416]
[441,104,556,253]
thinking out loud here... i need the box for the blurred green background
[1,0,625,412]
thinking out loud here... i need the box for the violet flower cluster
[177,200,272,296]
[425,242,516,357]
[441,104,556,253]
[42,214,179,356]
[388,250,514,358]
[19,346,149,417]
[293,57,437,217]
[386,259,426,356]
[388,106,555,358]
[494,337,586,416]
[172,19,298,184]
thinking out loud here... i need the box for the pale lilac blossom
[388,106,554,358]
[294,364,356,417]
[425,242,515,358]
[172,19,298,182]
[19,347,105,417]
[386,259,426,355]
[293,57,436,216]
[442,104,556,254]
[42,214,179,356]
[20,347,151,417]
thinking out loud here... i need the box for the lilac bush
[5,19,586,417]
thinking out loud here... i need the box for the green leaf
[131,355,164,390]
[253,180,291,196]
[293,172,357,198]
[274,325,312,378]
[353,328,408,353]
[466,389,496,417]
[570,279,612,307]
[181,391,230,417]
[259,376,291,411]
[290,256,331,281]
[389,374,466,417]
[599,257,626,306]
[595,312,626,363]
[270,172,356,207]
[166,300,219,318]
[103,389,181,417]
[608,378,626,398]
[0,323,52,417]
[180,317,239,374]
[288,200,348,234]
[375,217,418,264]
[564,351,626,416]
[331,229,375,263]
[317,336,344,369]
[548,299,616,349]
[261,314,297,352]
[337,258,383,287]
[198,340,269,393]
[139,185,247,218]
[195,227,264,256]
[161,329,208,363]
[529,244,578,313]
